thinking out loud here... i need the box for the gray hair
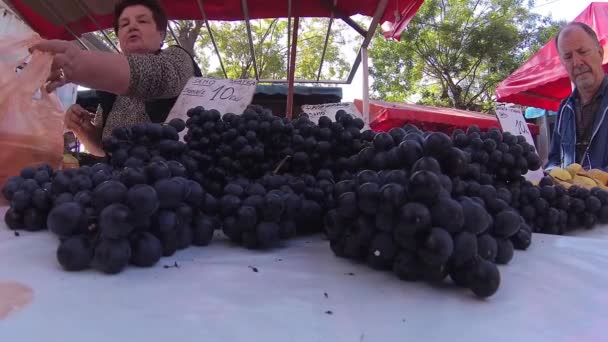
[555,22,601,52]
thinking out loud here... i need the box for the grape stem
[273,156,291,174]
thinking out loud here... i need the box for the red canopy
[496,2,608,111]
[7,0,424,41]
[355,99,539,135]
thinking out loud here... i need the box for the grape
[20,167,36,179]
[192,216,216,246]
[94,239,131,274]
[451,232,477,266]
[409,171,441,204]
[57,235,93,271]
[418,228,454,266]
[126,184,159,216]
[152,210,178,235]
[92,181,127,210]
[430,198,464,233]
[47,202,84,237]
[11,190,31,212]
[5,208,24,230]
[393,251,421,281]
[493,210,521,238]
[32,188,51,210]
[367,233,398,270]
[256,221,281,248]
[99,204,134,240]
[220,194,241,217]
[2,108,558,296]
[469,259,500,298]
[23,208,46,231]
[263,193,284,222]
[477,234,498,262]
[2,176,23,201]
[154,178,186,209]
[495,239,514,264]
[394,202,431,243]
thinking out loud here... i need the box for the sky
[340,0,600,102]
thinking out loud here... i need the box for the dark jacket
[546,76,608,171]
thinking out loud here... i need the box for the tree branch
[457,56,482,90]
[466,80,493,106]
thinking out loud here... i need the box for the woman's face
[117,5,164,54]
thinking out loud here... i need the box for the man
[546,22,608,170]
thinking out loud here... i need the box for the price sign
[495,103,544,182]
[301,102,369,129]
[168,77,257,122]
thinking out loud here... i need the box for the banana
[549,167,572,181]
[566,163,584,177]
[572,174,599,188]
[587,168,608,186]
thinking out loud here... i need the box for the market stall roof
[355,99,539,135]
[6,0,422,41]
[495,2,608,111]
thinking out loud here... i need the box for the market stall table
[562,226,608,241]
[1,205,608,342]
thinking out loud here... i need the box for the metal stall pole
[241,0,259,80]
[351,0,388,124]
[362,47,370,125]
[286,0,292,80]
[316,0,336,81]
[286,15,299,119]
[168,21,182,46]
[196,0,227,78]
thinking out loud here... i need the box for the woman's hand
[65,104,95,134]
[30,40,83,93]
[65,104,105,156]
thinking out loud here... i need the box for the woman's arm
[76,46,194,99]
[31,41,193,99]
[72,51,131,95]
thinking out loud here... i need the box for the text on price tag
[168,77,257,121]
[301,102,369,129]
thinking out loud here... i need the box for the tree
[369,0,564,113]
[94,18,351,82]
[199,18,351,81]
[94,21,206,67]
[168,20,203,56]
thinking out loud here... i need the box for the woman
[32,0,201,156]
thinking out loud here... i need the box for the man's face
[557,26,605,92]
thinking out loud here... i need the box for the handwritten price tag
[495,104,544,182]
[168,77,257,123]
[301,102,369,129]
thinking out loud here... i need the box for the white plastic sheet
[1,206,608,342]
